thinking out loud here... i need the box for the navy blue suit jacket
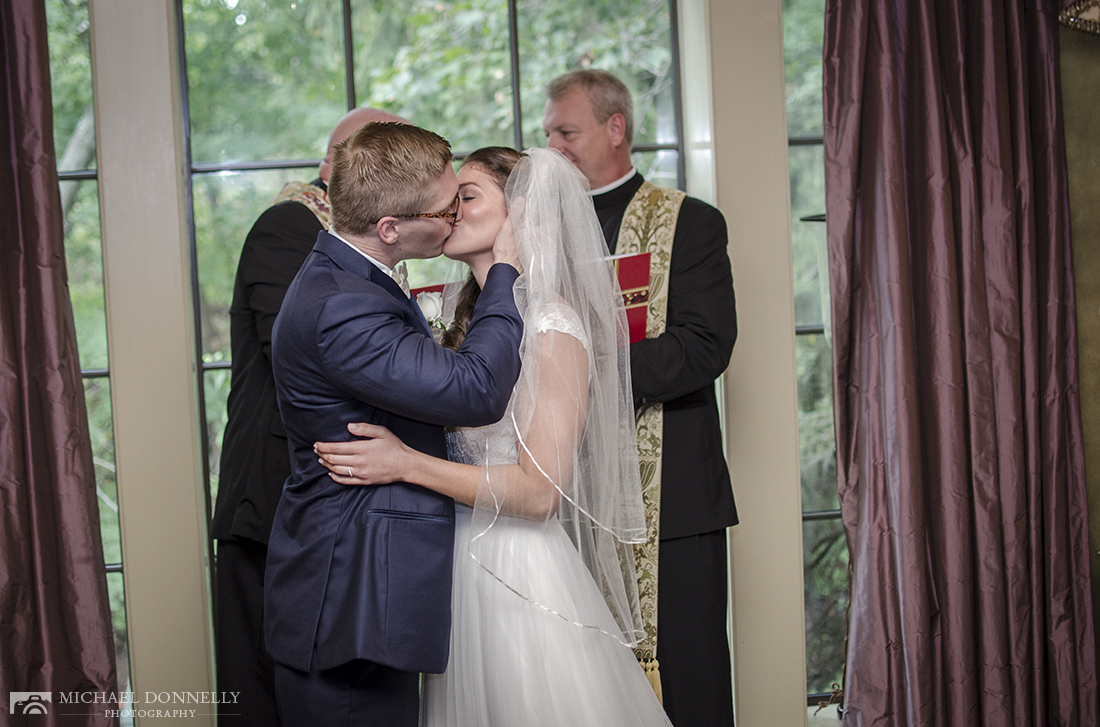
[264,231,522,674]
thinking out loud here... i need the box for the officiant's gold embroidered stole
[617,181,685,702]
[274,181,332,229]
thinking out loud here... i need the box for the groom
[263,122,523,727]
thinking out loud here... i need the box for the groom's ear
[376,217,400,245]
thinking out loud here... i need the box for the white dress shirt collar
[328,229,409,297]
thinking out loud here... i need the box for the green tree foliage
[784,0,825,138]
[356,0,515,150]
[184,0,678,356]
[46,0,94,168]
[518,0,674,146]
[184,0,348,163]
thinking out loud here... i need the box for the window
[45,0,132,698]
[782,0,848,702]
[177,0,685,529]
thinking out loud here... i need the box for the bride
[315,146,672,726]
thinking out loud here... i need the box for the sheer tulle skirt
[423,506,672,727]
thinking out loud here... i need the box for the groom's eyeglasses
[395,195,459,222]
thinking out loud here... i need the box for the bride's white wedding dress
[422,303,672,727]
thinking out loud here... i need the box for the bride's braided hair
[440,146,523,350]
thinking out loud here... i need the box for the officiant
[543,69,739,727]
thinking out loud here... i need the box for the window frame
[175,0,690,570]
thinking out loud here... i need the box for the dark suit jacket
[595,173,739,539]
[264,231,523,674]
[213,183,326,544]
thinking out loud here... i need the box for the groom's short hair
[329,122,453,235]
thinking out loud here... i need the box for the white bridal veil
[466,147,647,646]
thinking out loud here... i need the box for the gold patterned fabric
[616,181,686,701]
[274,181,332,229]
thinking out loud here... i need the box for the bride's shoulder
[533,299,587,346]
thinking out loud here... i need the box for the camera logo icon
[10,692,51,715]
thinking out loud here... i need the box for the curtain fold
[1,1,118,724]
[823,0,1097,725]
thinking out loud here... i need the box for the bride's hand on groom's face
[492,197,524,274]
[314,422,408,485]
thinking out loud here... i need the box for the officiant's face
[444,164,506,266]
[542,86,620,188]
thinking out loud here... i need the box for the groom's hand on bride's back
[314,422,409,485]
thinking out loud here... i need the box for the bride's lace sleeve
[534,302,590,353]
[491,301,590,520]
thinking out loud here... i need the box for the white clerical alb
[389,261,410,297]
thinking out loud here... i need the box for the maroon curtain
[0,1,118,724]
[823,0,1097,725]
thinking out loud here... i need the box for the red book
[409,283,447,298]
[609,252,651,344]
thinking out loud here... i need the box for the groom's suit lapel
[313,231,433,337]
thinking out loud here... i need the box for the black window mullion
[175,0,219,595]
[632,142,679,153]
[343,0,356,110]
[507,0,523,150]
[667,0,686,190]
[789,135,824,146]
[58,169,98,181]
[192,159,321,175]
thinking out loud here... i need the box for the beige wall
[680,0,810,725]
[86,1,808,724]
[89,1,215,723]
[1060,25,1100,674]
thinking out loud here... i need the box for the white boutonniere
[416,290,447,341]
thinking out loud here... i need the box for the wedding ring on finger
[347,465,353,478]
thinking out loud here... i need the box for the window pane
[205,368,232,503]
[803,517,848,695]
[193,169,313,360]
[406,258,470,291]
[796,332,838,512]
[631,149,678,191]
[106,573,133,704]
[84,378,120,564]
[783,0,825,138]
[789,144,826,328]
[46,0,97,171]
[517,0,675,149]
[62,180,109,370]
[351,0,514,151]
[183,0,348,165]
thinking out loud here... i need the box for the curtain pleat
[823,0,1097,724]
[1,1,118,725]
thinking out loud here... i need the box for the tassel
[640,658,663,704]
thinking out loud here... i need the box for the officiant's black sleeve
[212,199,322,543]
[241,201,327,362]
[629,198,737,406]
